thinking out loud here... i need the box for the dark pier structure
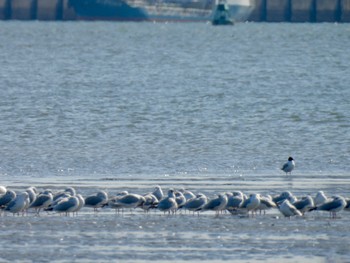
[0,0,349,22]
[249,0,350,22]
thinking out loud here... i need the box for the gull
[226,192,244,213]
[53,192,72,202]
[202,194,228,215]
[5,192,30,215]
[53,196,79,216]
[272,191,294,204]
[25,187,37,207]
[314,191,329,206]
[0,190,16,209]
[140,193,159,212]
[310,196,346,219]
[292,196,314,215]
[257,195,277,214]
[107,192,130,212]
[73,194,85,215]
[51,187,76,205]
[240,194,261,215]
[178,188,196,200]
[63,187,76,196]
[45,192,73,212]
[175,191,187,209]
[157,189,178,214]
[344,198,350,212]
[152,185,164,201]
[278,199,302,217]
[85,190,108,211]
[111,193,145,210]
[184,193,207,214]
[281,157,295,175]
[29,191,53,214]
[0,186,6,196]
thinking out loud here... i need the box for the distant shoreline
[0,0,349,22]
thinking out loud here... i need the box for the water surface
[0,21,349,262]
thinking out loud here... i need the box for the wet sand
[1,173,349,262]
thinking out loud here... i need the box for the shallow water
[1,174,350,262]
[0,21,349,262]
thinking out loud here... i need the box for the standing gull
[240,194,261,215]
[179,188,196,201]
[202,194,228,215]
[26,187,37,208]
[310,196,346,219]
[85,191,108,211]
[30,191,53,214]
[281,157,295,175]
[157,189,178,214]
[278,199,302,217]
[272,191,294,204]
[110,193,145,211]
[184,193,207,214]
[5,192,30,215]
[175,191,187,209]
[140,193,159,212]
[226,192,244,214]
[257,195,277,214]
[292,196,314,215]
[54,196,79,216]
[152,186,164,201]
[314,191,329,206]
[73,194,85,215]
[0,190,16,209]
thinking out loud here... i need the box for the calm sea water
[0,21,349,178]
[0,21,349,262]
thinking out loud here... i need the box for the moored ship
[68,0,254,22]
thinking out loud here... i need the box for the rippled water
[0,21,349,262]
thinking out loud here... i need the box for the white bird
[240,194,261,215]
[292,196,314,215]
[310,196,347,218]
[111,193,145,210]
[63,187,76,196]
[272,191,294,204]
[257,195,277,214]
[73,194,85,214]
[0,186,6,196]
[30,191,53,214]
[157,189,178,214]
[202,194,228,215]
[175,191,187,208]
[5,192,30,215]
[152,185,164,201]
[85,191,108,211]
[25,187,37,207]
[184,193,207,213]
[278,199,302,217]
[225,192,244,213]
[281,157,295,175]
[140,193,159,212]
[0,190,16,208]
[54,196,79,216]
[107,192,130,211]
[178,188,196,200]
[314,191,329,206]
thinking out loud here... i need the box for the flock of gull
[0,184,349,219]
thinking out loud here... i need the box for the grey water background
[0,22,350,262]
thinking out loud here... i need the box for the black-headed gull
[281,157,295,175]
